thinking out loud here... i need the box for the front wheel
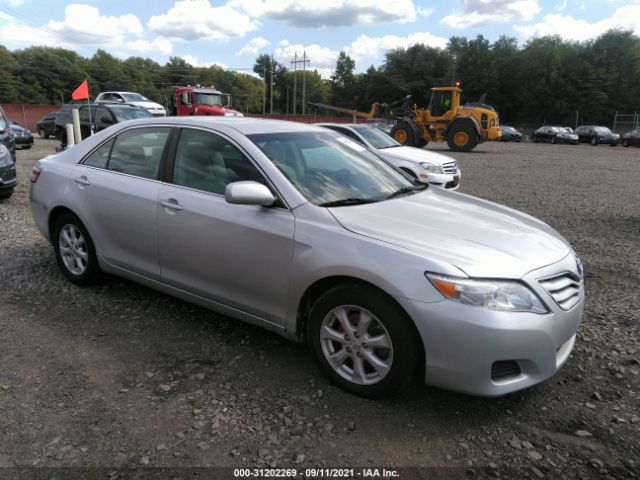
[447,124,478,152]
[53,212,105,286]
[390,122,415,147]
[591,137,597,146]
[308,283,420,398]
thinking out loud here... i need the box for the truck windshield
[353,125,400,149]
[195,93,223,106]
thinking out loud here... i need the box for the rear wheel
[551,136,557,144]
[591,137,597,146]
[308,283,420,398]
[390,122,415,147]
[447,124,478,152]
[53,212,105,286]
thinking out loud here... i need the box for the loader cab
[428,87,460,118]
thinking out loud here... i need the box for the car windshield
[595,126,612,134]
[248,131,414,206]
[111,107,153,121]
[122,93,150,102]
[195,93,223,106]
[352,125,400,149]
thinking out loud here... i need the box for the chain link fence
[613,113,640,134]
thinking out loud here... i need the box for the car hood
[378,146,455,166]
[131,101,164,110]
[329,188,571,279]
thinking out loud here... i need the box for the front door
[157,127,295,324]
[74,126,171,278]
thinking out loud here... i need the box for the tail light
[30,166,41,183]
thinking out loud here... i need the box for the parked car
[319,123,461,189]
[621,130,640,147]
[55,102,153,145]
[30,117,584,398]
[37,112,58,139]
[8,120,34,149]
[532,126,578,144]
[96,92,166,116]
[0,106,16,199]
[576,125,619,146]
[499,125,522,142]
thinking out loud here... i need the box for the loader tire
[391,122,415,147]
[447,124,478,152]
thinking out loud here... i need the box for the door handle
[159,199,183,211]
[75,176,91,186]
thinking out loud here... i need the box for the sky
[0,0,639,77]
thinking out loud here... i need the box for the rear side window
[172,128,265,194]
[108,127,170,179]
[83,139,114,169]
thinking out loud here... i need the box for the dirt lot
[1,138,639,480]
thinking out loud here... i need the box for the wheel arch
[295,275,426,374]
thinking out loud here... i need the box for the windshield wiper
[319,198,378,207]
[386,184,427,200]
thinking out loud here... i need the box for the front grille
[442,161,458,174]
[539,272,583,310]
[491,361,521,381]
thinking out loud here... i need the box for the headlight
[419,162,444,174]
[0,145,12,166]
[426,273,548,314]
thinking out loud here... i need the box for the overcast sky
[1,0,639,76]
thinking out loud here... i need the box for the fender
[448,116,481,136]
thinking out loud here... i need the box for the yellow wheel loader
[310,85,502,152]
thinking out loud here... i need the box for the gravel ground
[0,138,639,480]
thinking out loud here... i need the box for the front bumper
[15,134,34,146]
[0,163,17,193]
[418,170,461,190]
[398,254,583,396]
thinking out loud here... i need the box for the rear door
[157,127,294,324]
[73,126,172,279]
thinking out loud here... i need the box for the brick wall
[1,104,61,132]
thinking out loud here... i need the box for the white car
[319,123,461,189]
[95,92,166,117]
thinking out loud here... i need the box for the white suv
[95,92,166,117]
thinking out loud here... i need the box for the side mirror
[225,181,276,207]
[100,116,113,124]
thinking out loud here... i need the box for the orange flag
[72,80,89,101]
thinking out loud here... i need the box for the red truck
[173,86,243,117]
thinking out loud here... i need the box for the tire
[447,124,478,152]
[623,140,629,147]
[414,137,428,148]
[53,212,105,286]
[308,283,420,398]
[390,122,415,147]
[610,142,617,147]
[551,136,556,144]
[591,137,597,146]
[533,136,539,143]
[39,129,48,139]
[0,189,13,200]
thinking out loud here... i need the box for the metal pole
[575,110,579,130]
[292,52,297,116]
[302,51,307,116]
[22,105,27,130]
[262,65,266,116]
[286,85,289,115]
[270,54,274,115]
[613,111,617,132]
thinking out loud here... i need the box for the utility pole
[291,52,297,115]
[286,85,290,115]
[270,54,274,115]
[290,51,310,116]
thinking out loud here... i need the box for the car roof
[318,123,375,129]
[121,117,331,135]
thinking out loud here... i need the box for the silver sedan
[30,117,583,398]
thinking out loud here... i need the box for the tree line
[1,29,639,125]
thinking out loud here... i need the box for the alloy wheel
[319,305,393,386]
[58,224,89,276]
